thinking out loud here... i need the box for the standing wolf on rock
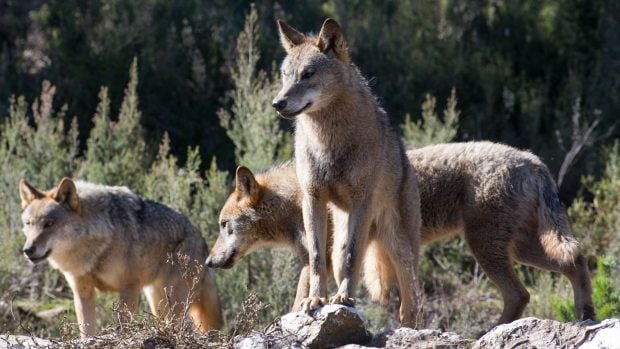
[271,18,422,326]
[19,178,221,338]
[207,142,595,328]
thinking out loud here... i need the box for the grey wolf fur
[207,141,594,326]
[272,18,422,327]
[19,178,221,337]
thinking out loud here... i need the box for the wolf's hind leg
[293,265,311,311]
[386,204,422,327]
[144,275,190,325]
[513,236,595,321]
[465,224,530,325]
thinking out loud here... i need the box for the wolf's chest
[302,146,352,184]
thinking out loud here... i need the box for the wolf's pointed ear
[235,166,259,200]
[19,179,44,210]
[277,19,306,53]
[317,18,349,63]
[52,177,80,213]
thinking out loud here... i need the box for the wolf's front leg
[330,198,372,306]
[67,274,97,338]
[299,194,328,312]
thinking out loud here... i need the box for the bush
[401,88,460,147]
[79,58,150,191]
[569,142,620,257]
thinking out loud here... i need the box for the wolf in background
[19,178,221,337]
[271,18,422,327]
[207,142,594,327]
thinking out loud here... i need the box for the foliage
[569,142,620,257]
[217,4,289,170]
[402,88,460,147]
[3,1,619,184]
[592,257,620,319]
[79,58,149,191]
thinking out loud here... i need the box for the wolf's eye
[220,220,228,229]
[300,70,314,80]
[43,221,54,228]
[25,221,32,226]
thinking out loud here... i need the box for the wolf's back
[75,181,208,257]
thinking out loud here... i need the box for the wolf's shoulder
[74,181,142,209]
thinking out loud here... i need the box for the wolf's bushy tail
[537,171,579,264]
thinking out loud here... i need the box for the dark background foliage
[2,0,618,193]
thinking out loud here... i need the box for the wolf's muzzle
[272,98,288,111]
[24,246,51,264]
[205,249,237,269]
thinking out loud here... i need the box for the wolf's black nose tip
[23,245,36,256]
[205,257,213,268]
[272,99,287,111]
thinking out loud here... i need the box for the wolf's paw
[300,296,326,313]
[329,293,356,306]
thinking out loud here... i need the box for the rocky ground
[2,305,619,348]
[235,305,620,349]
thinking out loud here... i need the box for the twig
[557,100,600,189]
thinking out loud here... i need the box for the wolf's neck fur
[256,173,307,255]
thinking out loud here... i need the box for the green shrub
[592,257,620,319]
[401,88,460,147]
[217,4,288,170]
[79,58,150,191]
[569,142,620,257]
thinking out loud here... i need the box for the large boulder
[0,335,52,349]
[371,327,471,348]
[578,318,620,349]
[473,317,620,349]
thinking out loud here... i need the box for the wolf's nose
[272,98,287,111]
[23,245,36,256]
[205,257,213,268]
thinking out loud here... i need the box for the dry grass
[1,253,270,348]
